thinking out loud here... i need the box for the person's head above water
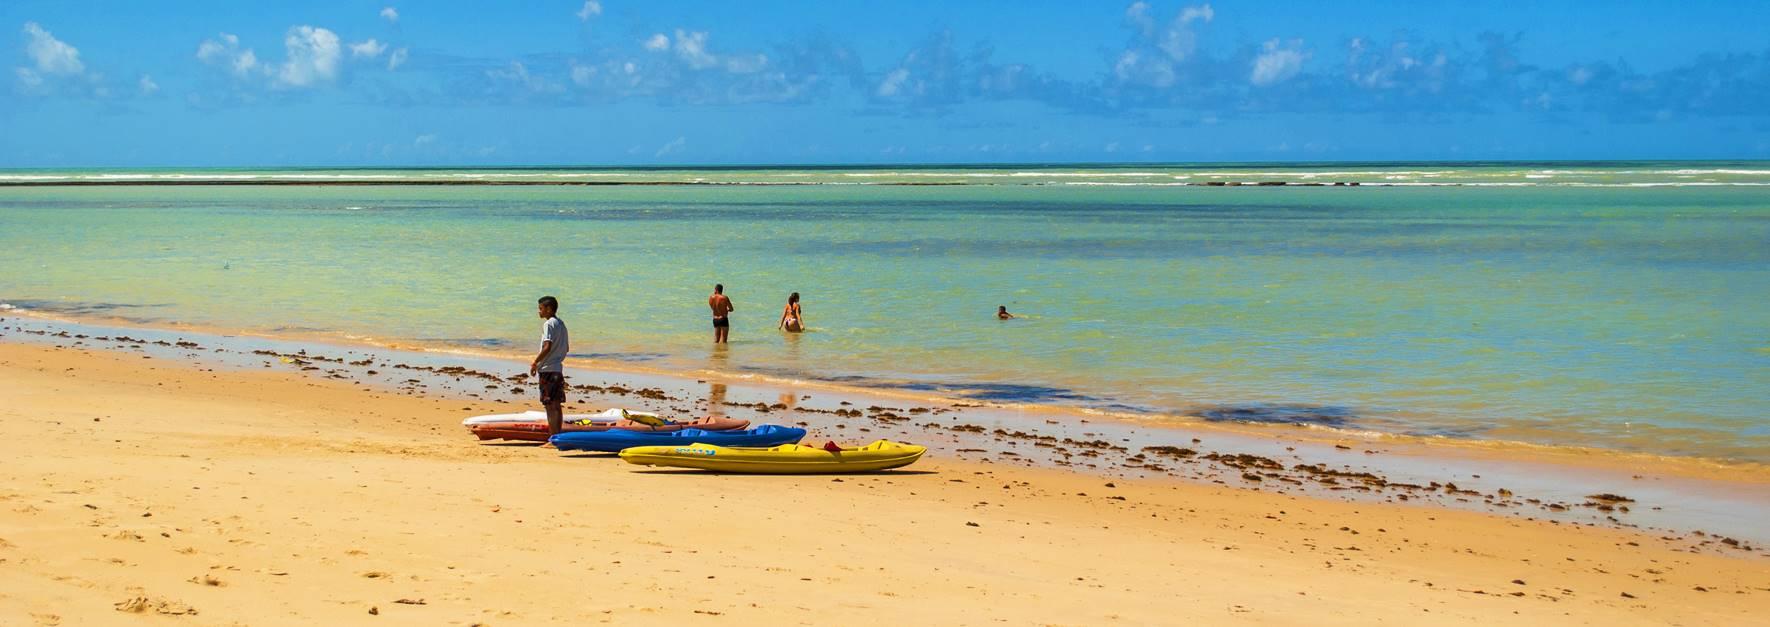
[998,305,1007,313]
[538,295,558,317]
[714,284,724,294]
[788,292,799,304]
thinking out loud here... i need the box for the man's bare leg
[546,402,563,435]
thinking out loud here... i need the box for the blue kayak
[550,424,807,453]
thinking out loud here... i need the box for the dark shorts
[712,317,730,328]
[538,371,566,405]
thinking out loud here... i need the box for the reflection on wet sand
[708,382,728,418]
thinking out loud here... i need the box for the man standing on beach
[530,296,569,434]
[709,284,735,344]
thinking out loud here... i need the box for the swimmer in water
[997,305,1014,320]
[778,292,804,333]
[709,283,735,343]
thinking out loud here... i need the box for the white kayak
[460,407,659,426]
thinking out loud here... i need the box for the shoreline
[5,311,1768,548]
[1,330,1766,624]
[7,305,1767,481]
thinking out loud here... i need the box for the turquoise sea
[2,162,1767,462]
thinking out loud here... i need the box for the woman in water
[778,292,805,332]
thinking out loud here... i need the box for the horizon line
[4,157,1769,172]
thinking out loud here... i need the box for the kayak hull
[461,408,658,426]
[619,440,926,474]
[471,417,750,442]
[550,425,807,453]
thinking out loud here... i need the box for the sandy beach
[4,336,1767,625]
[7,0,1770,622]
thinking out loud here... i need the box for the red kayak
[470,416,751,442]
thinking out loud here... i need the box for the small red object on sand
[822,441,843,453]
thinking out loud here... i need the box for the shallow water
[2,163,1767,462]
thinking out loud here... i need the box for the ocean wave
[1061,181,1194,186]
[1657,169,1770,175]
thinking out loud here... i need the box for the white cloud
[276,26,342,88]
[387,47,408,70]
[234,49,260,75]
[1250,38,1306,86]
[654,136,686,157]
[662,29,767,76]
[576,1,602,21]
[1113,2,1214,88]
[350,39,388,59]
[15,67,43,90]
[197,33,260,77]
[671,30,718,69]
[1346,39,1449,91]
[1125,2,1154,36]
[380,7,399,23]
[570,62,596,87]
[724,53,767,74]
[23,22,85,75]
[876,68,909,97]
[1568,65,1593,86]
[138,74,159,95]
[487,61,561,94]
[1159,3,1213,61]
[413,133,436,147]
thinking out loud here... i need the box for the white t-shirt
[538,316,569,373]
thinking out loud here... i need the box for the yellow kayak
[619,440,926,474]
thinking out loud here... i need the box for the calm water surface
[2,164,1766,461]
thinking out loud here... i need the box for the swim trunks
[713,317,730,328]
[538,371,566,405]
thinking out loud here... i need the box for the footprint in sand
[113,595,198,616]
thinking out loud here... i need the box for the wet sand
[7,313,1770,544]
[3,332,1769,624]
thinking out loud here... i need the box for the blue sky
[4,1,1769,166]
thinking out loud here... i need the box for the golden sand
[1,342,1765,625]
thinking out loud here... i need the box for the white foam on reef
[1062,181,1192,187]
[1657,169,1770,175]
[1010,171,1168,177]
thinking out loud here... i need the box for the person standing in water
[529,296,570,435]
[997,305,1014,320]
[778,292,804,333]
[709,283,735,343]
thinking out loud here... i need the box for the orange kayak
[470,416,751,442]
